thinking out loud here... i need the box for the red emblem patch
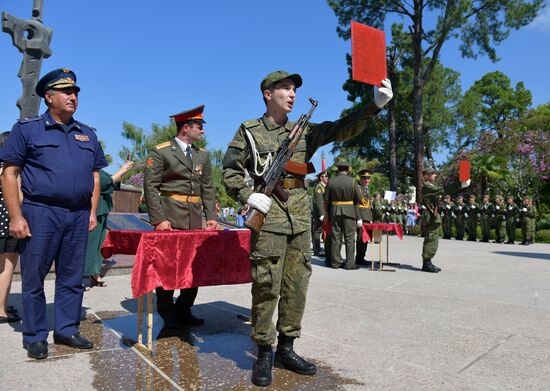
[146,157,154,168]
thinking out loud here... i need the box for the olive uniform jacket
[144,138,216,230]
[223,105,380,235]
[312,182,326,221]
[356,183,373,222]
[326,173,361,220]
[421,182,444,226]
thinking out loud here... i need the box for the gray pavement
[1,236,549,390]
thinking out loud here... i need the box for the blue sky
[1,0,549,172]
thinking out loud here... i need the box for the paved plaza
[1,235,549,390]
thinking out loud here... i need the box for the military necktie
[185,145,193,166]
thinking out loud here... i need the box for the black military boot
[252,345,273,387]
[274,334,317,376]
[422,259,440,273]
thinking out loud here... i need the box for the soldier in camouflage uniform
[466,194,479,241]
[355,168,373,266]
[493,195,507,243]
[222,70,393,387]
[440,194,453,239]
[420,166,444,273]
[479,194,493,242]
[144,105,218,329]
[520,196,537,245]
[453,195,466,241]
[372,193,383,222]
[505,195,519,244]
[311,170,328,257]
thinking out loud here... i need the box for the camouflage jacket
[421,181,444,225]
[222,105,379,234]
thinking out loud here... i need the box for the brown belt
[161,192,202,203]
[279,177,306,189]
[332,201,354,205]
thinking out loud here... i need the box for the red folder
[459,160,470,182]
[351,21,387,87]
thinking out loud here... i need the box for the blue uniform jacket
[0,111,108,210]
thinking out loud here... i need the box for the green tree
[457,71,532,148]
[328,0,544,197]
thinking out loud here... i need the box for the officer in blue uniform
[0,68,107,359]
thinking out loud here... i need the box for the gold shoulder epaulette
[154,141,171,150]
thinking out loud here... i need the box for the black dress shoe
[24,341,48,359]
[181,313,205,326]
[0,313,21,323]
[356,259,369,266]
[53,333,93,349]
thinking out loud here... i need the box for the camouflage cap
[422,159,437,175]
[260,70,302,92]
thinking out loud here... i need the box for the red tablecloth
[101,229,252,298]
[361,223,404,243]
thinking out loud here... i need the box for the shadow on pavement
[492,251,550,261]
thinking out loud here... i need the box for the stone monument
[2,0,52,119]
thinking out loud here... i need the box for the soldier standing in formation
[420,165,444,273]
[311,170,328,257]
[453,195,466,241]
[494,195,507,243]
[372,193,383,223]
[466,194,479,241]
[520,196,537,245]
[222,70,393,387]
[479,194,493,242]
[326,161,362,270]
[505,195,519,244]
[355,169,373,266]
[441,194,454,239]
[144,105,219,329]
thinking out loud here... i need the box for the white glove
[495,206,499,210]
[508,206,513,211]
[471,205,476,209]
[446,205,450,209]
[319,215,324,222]
[247,193,272,214]
[357,219,363,228]
[522,207,527,212]
[458,206,462,210]
[465,213,469,218]
[461,179,471,188]
[374,78,393,109]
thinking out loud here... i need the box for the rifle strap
[243,127,272,177]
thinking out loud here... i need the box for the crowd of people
[311,166,539,273]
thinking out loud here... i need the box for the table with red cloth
[100,228,251,352]
[360,223,404,271]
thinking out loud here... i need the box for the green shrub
[535,229,550,244]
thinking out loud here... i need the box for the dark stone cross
[2,0,53,119]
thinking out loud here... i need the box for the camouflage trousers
[422,223,440,260]
[506,218,516,242]
[250,229,312,346]
[480,216,491,241]
[495,219,507,242]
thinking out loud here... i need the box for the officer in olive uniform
[494,195,507,243]
[355,169,373,265]
[466,194,479,241]
[222,70,393,387]
[440,195,454,239]
[420,165,444,273]
[505,195,519,244]
[326,161,362,269]
[479,194,493,242]
[520,196,537,245]
[311,170,328,257]
[0,69,108,359]
[144,106,218,329]
[453,195,466,241]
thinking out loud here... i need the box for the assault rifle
[245,97,318,233]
